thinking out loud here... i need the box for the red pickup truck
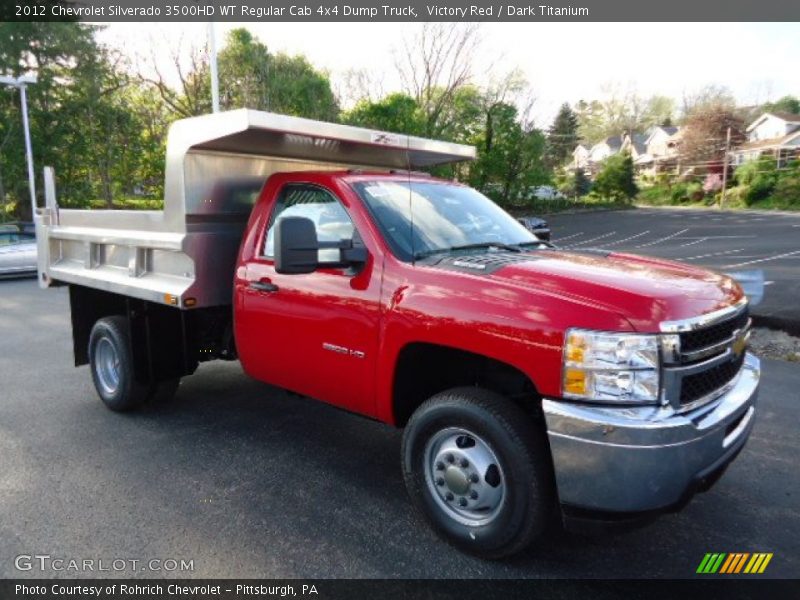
[37,111,759,558]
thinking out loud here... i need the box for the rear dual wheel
[402,387,554,559]
[88,316,179,412]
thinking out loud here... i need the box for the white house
[645,126,680,157]
[572,143,591,169]
[746,112,800,142]
[634,126,682,175]
[732,112,800,166]
[588,135,623,163]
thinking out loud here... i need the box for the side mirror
[275,217,319,274]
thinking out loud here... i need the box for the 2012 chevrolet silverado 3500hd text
[36,110,759,558]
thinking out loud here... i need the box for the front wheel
[402,387,554,559]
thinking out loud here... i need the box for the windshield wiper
[414,242,527,260]
[447,242,523,253]
[517,240,556,249]
[413,241,546,260]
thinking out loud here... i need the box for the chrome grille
[680,352,745,405]
[661,300,750,410]
[679,306,749,354]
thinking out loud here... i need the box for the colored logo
[696,552,773,574]
[732,328,747,358]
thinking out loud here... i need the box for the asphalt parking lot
[546,208,800,331]
[1,278,798,579]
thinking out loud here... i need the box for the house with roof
[620,132,648,162]
[731,112,800,166]
[588,135,623,163]
[633,126,683,175]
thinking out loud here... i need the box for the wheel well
[392,343,542,427]
[68,285,234,384]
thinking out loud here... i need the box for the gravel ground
[749,327,800,362]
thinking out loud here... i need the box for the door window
[263,184,355,262]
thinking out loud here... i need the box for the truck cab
[36,110,759,558]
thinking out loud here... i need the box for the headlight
[562,329,660,404]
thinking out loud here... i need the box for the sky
[95,21,800,127]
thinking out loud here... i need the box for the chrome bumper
[542,353,760,513]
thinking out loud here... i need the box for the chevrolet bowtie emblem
[732,328,747,358]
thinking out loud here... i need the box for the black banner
[3,0,800,22]
[2,580,800,600]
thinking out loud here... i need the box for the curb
[752,315,800,337]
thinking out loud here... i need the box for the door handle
[249,280,279,293]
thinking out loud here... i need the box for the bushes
[745,175,776,205]
[593,153,638,202]
[769,174,800,209]
[636,157,800,210]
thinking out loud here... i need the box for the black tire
[88,316,149,412]
[402,387,554,559]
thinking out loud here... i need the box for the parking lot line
[567,231,617,247]
[724,249,800,269]
[555,232,584,242]
[635,229,689,248]
[601,230,650,246]
[682,249,745,261]
[680,237,708,247]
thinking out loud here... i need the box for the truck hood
[472,249,743,331]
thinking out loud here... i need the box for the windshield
[352,180,540,261]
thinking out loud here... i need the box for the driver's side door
[236,183,382,418]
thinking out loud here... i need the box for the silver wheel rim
[95,337,121,395]
[423,427,506,527]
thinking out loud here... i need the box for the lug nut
[435,461,445,471]
[460,458,469,468]
[470,473,479,483]
[470,490,478,500]
[445,492,454,501]
[445,453,454,463]
[458,497,468,507]
[436,477,445,486]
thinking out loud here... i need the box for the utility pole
[208,22,220,113]
[719,126,731,209]
[0,74,38,217]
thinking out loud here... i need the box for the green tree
[468,102,548,206]
[0,22,113,216]
[343,93,425,135]
[556,168,591,199]
[546,103,579,168]
[761,95,800,115]
[149,28,339,122]
[593,153,638,202]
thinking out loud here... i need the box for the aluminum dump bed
[36,109,475,308]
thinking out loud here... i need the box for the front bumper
[542,353,760,514]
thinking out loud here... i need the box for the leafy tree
[546,103,579,168]
[468,102,548,206]
[0,22,109,216]
[593,153,638,202]
[149,28,339,122]
[265,52,339,121]
[761,95,800,115]
[574,92,675,144]
[556,168,591,198]
[343,93,425,135]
